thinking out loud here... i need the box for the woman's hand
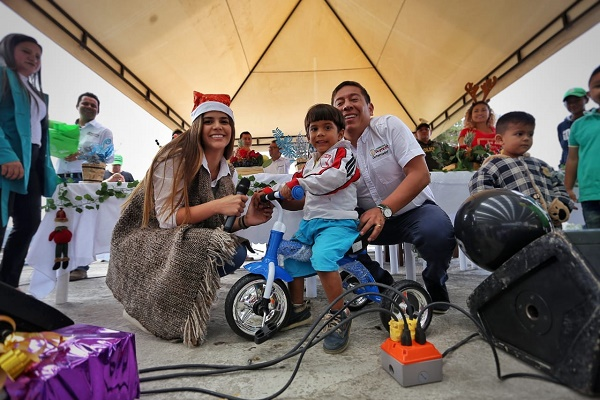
[220,194,248,218]
[244,192,273,227]
[1,161,24,180]
[64,152,81,162]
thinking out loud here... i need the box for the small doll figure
[48,208,73,270]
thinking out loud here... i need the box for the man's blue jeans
[365,201,456,301]
[582,200,600,229]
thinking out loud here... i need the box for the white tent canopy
[5,0,600,148]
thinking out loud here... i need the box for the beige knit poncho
[106,169,241,346]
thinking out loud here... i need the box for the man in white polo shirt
[331,81,456,314]
[56,92,113,281]
[264,140,292,174]
[56,92,113,183]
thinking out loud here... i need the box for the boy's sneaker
[322,309,351,354]
[428,284,450,315]
[281,301,312,331]
[432,304,450,314]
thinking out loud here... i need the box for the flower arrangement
[431,140,494,171]
[230,148,264,167]
[245,175,278,196]
[78,138,114,164]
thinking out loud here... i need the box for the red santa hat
[191,91,234,123]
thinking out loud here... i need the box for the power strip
[380,338,443,387]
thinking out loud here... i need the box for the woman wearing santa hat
[107,92,273,346]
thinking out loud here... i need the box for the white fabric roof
[5,0,600,144]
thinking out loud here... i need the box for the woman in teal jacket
[0,34,57,287]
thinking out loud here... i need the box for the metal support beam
[430,0,600,134]
[12,0,190,130]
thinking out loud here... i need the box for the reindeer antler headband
[465,76,497,103]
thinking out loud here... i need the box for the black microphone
[224,177,251,232]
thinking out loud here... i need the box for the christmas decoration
[272,127,312,170]
[48,208,72,270]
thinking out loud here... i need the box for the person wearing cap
[414,122,444,170]
[103,154,134,182]
[557,87,588,169]
[564,65,600,229]
[106,91,273,346]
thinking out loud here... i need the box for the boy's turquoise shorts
[283,218,359,278]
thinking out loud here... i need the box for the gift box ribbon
[0,316,64,388]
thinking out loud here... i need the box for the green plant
[43,181,139,213]
[246,175,277,196]
[434,120,463,145]
[431,142,493,171]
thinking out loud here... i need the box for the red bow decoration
[192,92,231,111]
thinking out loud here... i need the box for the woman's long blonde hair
[133,114,235,227]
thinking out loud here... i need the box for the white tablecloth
[429,171,474,222]
[429,171,584,225]
[26,182,132,299]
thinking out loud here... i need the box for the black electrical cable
[417,301,561,386]
[139,282,412,376]
[138,281,563,398]
[139,287,403,379]
[441,332,479,358]
[141,307,396,399]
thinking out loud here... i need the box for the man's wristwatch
[377,204,393,219]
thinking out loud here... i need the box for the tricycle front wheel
[224,273,291,341]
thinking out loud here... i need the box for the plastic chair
[373,244,416,281]
[305,275,318,298]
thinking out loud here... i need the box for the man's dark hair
[240,131,252,138]
[172,128,183,139]
[330,81,371,105]
[304,103,345,134]
[496,111,536,135]
[76,92,100,111]
[590,65,600,84]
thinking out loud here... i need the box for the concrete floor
[16,254,588,400]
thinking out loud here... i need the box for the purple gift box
[4,324,139,400]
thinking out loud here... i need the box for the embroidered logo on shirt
[320,153,333,166]
[370,144,389,159]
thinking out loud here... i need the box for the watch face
[379,205,392,218]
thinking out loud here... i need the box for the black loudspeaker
[467,230,600,396]
[0,282,74,340]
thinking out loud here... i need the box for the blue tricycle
[224,188,432,343]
